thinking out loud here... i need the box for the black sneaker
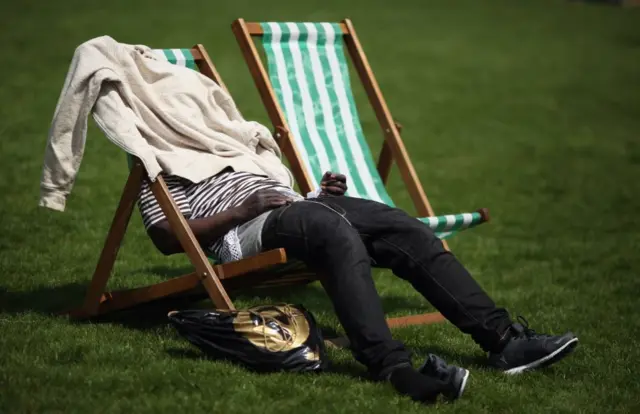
[419,354,470,401]
[488,316,579,375]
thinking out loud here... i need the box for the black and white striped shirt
[137,168,302,262]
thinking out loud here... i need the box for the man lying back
[139,167,578,403]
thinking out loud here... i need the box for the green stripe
[299,23,367,197]
[293,23,341,178]
[279,23,331,186]
[180,48,197,70]
[314,23,369,199]
[262,23,315,181]
[274,23,320,186]
[437,215,448,231]
[163,49,177,64]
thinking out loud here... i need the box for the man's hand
[237,189,293,220]
[320,172,348,196]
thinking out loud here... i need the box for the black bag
[168,304,328,373]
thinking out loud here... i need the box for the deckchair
[68,45,311,319]
[68,45,439,326]
[232,19,491,324]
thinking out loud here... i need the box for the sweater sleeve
[39,40,118,212]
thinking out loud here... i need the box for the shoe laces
[422,354,455,382]
[513,315,547,340]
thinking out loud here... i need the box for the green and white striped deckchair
[233,19,489,243]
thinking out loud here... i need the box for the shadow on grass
[0,282,571,378]
[121,265,195,279]
[0,270,443,381]
[0,265,435,326]
[165,347,368,380]
[6,278,546,382]
[0,283,87,315]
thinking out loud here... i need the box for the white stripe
[268,23,318,189]
[153,49,168,60]
[285,23,333,188]
[303,23,364,199]
[445,215,456,230]
[462,213,473,227]
[172,49,187,67]
[421,216,438,229]
[320,23,384,203]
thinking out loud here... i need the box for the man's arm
[148,189,293,256]
[148,207,248,256]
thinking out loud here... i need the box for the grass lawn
[1,0,639,412]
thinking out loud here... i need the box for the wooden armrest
[213,248,288,280]
[477,208,490,223]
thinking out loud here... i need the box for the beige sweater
[40,36,293,212]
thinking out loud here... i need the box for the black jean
[261,196,513,379]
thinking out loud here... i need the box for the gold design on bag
[232,305,317,359]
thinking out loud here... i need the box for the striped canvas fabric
[260,22,486,239]
[261,22,392,205]
[153,48,198,70]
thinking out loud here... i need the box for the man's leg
[261,201,409,376]
[319,196,578,372]
[260,201,464,401]
[315,196,513,352]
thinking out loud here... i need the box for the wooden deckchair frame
[68,45,298,319]
[67,44,438,328]
[232,19,449,326]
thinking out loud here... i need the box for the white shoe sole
[504,337,579,375]
[417,362,470,401]
[456,369,470,399]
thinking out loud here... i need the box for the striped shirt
[137,168,302,262]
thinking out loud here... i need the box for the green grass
[1,0,639,412]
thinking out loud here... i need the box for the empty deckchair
[68,45,313,319]
[232,18,491,324]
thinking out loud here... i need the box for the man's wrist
[231,205,253,223]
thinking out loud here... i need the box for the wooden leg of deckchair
[77,163,144,317]
[193,44,229,93]
[376,122,402,185]
[386,312,445,328]
[477,207,491,223]
[150,175,235,310]
[343,19,434,217]
[325,312,446,349]
[66,248,292,317]
[68,273,202,318]
[342,19,449,251]
[377,141,393,185]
